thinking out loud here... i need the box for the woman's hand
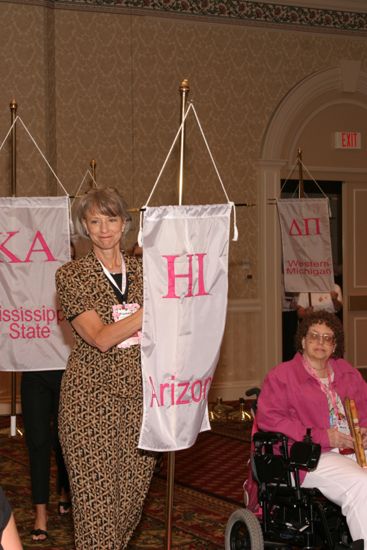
[330,291,342,312]
[327,427,354,449]
[297,306,313,319]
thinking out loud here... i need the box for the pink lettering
[159,382,170,406]
[196,254,209,296]
[289,218,321,236]
[191,380,203,402]
[288,219,302,236]
[24,231,56,262]
[149,376,160,407]
[176,382,190,405]
[162,254,193,298]
[0,231,22,263]
[303,218,320,236]
[148,375,212,407]
[0,231,56,263]
[170,375,176,404]
[9,322,51,339]
[162,253,210,299]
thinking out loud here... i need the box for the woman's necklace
[97,252,127,297]
[100,252,122,273]
[303,357,339,423]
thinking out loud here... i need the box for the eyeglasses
[306,330,335,345]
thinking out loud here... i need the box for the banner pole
[177,79,189,205]
[164,79,190,550]
[297,148,304,199]
[297,148,312,307]
[164,451,175,549]
[9,99,18,437]
[90,159,97,187]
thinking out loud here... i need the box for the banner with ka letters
[139,204,231,452]
[277,198,334,292]
[0,196,72,372]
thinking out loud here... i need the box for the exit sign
[334,131,361,149]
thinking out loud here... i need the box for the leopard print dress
[55,251,155,550]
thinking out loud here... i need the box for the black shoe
[30,529,48,542]
[58,500,71,515]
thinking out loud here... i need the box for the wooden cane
[344,397,367,468]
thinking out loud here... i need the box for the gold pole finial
[10,99,17,112]
[179,79,190,93]
[90,160,97,187]
[177,80,190,205]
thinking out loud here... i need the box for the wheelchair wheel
[225,508,264,549]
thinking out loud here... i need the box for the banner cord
[140,101,238,242]
[71,169,97,208]
[0,115,69,196]
[190,103,238,241]
[280,157,331,216]
[142,103,194,209]
[190,103,230,203]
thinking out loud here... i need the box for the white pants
[302,451,367,543]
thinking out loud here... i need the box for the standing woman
[55,188,155,549]
[21,370,70,541]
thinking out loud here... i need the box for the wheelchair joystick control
[290,429,321,471]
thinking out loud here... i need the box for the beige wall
[1,1,367,408]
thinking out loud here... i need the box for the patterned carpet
[160,426,251,505]
[0,416,250,549]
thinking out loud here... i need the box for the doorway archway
[258,60,367,374]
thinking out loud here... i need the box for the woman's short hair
[74,187,131,238]
[295,310,344,358]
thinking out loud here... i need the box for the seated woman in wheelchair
[257,310,367,546]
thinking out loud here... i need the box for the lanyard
[302,357,339,424]
[98,253,127,299]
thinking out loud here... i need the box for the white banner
[277,198,334,292]
[0,197,72,372]
[139,204,231,451]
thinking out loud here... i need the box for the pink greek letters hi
[149,375,212,407]
[162,253,210,299]
[0,230,56,262]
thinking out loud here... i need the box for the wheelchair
[225,389,363,550]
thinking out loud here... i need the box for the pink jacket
[257,352,367,452]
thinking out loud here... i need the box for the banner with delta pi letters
[0,196,72,372]
[277,198,334,293]
[139,204,231,452]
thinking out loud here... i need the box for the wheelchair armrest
[290,440,321,471]
[245,387,260,415]
[245,387,260,399]
[253,431,288,446]
[252,431,291,485]
[251,430,321,489]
